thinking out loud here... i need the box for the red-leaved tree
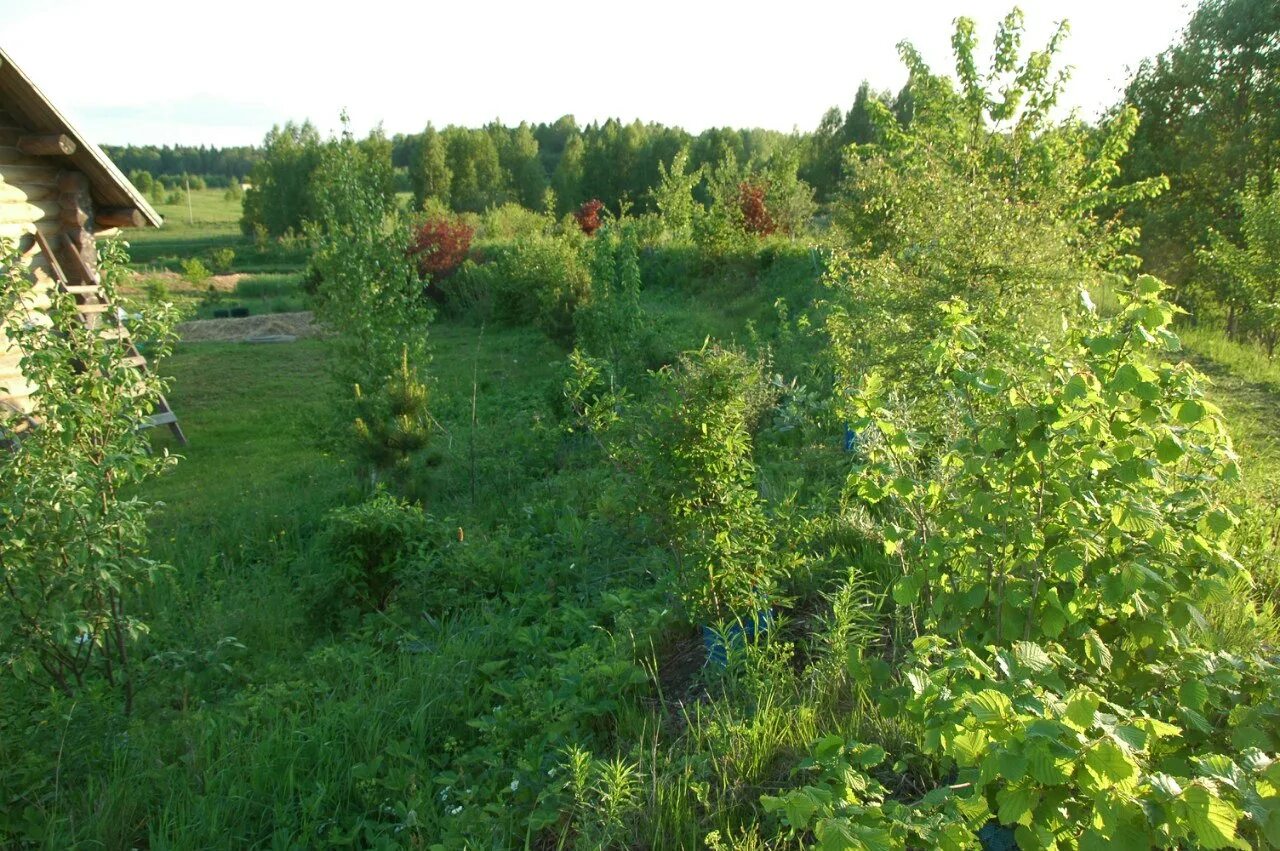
[408,215,474,282]
[738,181,775,236]
[575,199,605,236]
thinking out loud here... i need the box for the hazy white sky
[2,0,1194,147]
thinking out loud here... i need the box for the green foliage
[1197,174,1280,355]
[844,281,1242,657]
[758,144,816,237]
[575,223,647,380]
[143,276,170,303]
[11,9,1280,849]
[485,232,592,347]
[652,148,702,242]
[476,202,551,241]
[206,246,236,274]
[181,256,211,285]
[823,281,1280,847]
[307,117,434,486]
[763,735,984,849]
[1120,0,1280,289]
[240,121,324,237]
[693,154,754,263]
[619,345,782,624]
[865,638,1280,850]
[409,123,452,210]
[802,80,894,202]
[129,168,155,194]
[829,10,1166,389]
[498,122,548,210]
[306,491,433,624]
[443,126,507,212]
[242,121,394,238]
[0,238,178,714]
[352,347,433,487]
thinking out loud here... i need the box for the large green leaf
[1012,641,1053,674]
[1083,741,1137,789]
[969,690,1014,725]
[1179,783,1242,850]
[950,729,990,766]
[996,782,1037,827]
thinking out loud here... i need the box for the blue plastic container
[843,424,860,453]
[978,822,1018,850]
[702,609,775,667]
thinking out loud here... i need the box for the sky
[1,0,1195,148]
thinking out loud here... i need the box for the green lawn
[128,189,308,274]
[149,187,244,228]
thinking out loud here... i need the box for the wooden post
[185,174,193,226]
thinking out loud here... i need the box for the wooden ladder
[32,230,187,444]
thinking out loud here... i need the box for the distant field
[148,187,243,228]
[126,189,308,274]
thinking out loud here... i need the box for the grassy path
[1181,330,1280,614]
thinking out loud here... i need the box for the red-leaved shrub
[574,199,605,236]
[408,215,474,281]
[738,181,775,236]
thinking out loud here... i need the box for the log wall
[0,106,89,419]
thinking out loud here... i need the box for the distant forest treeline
[103,81,902,211]
[102,144,262,188]
[108,0,1280,340]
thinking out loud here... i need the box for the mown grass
[128,190,308,274]
[148,188,244,228]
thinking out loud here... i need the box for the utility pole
[185,173,193,226]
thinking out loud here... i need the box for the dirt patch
[206,273,245,293]
[177,311,322,343]
[122,270,243,300]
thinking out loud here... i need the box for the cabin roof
[0,48,162,228]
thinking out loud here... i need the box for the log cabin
[0,47,183,441]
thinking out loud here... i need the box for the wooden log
[0,147,49,167]
[17,134,76,156]
[1,164,61,186]
[61,206,89,228]
[0,181,56,204]
[0,197,61,224]
[95,207,144,228]
[57,171,88,193]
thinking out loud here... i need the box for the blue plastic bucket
[702,609,775,666]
